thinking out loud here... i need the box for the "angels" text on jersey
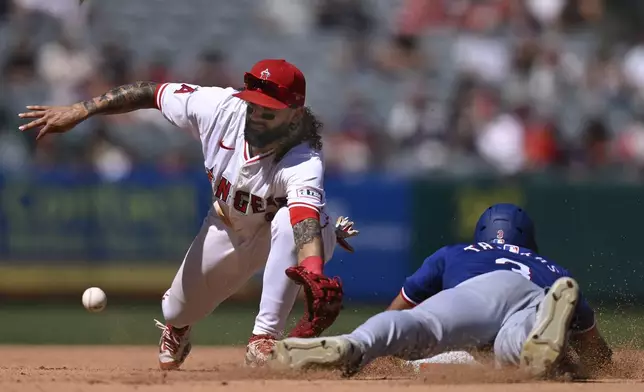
[213,175,286,215]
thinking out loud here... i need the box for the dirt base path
[1,346,643,392]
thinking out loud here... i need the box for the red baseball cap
[233,59,306,110]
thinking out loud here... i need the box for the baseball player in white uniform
[18,58,359,369]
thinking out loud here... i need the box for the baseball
[82,287,107,312]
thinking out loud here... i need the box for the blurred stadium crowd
[2,0,644,180]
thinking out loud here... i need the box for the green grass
[0,301,383,345]
[1,301,643,348]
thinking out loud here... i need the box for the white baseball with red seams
[154,82,338,339]
[82,287,107,312]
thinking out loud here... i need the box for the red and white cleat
[154,319,192,370]
[245,334,276,367]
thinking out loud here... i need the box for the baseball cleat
[245,334,276,367]
[154,319,192,370]
[268,336,361,376]
[520,277,579,378]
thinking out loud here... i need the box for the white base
[406,351,480,372]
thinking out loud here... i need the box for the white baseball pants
[161,205,337,337]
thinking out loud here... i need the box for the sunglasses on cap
[243,73,303,109]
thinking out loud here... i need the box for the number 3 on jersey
[495,257,532,280]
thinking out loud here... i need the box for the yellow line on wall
[0,265,178,294]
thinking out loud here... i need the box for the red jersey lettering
[267,196,287,209]
[174,84,196,94]
[233,190,250,214]
[250,194,266,214]
[215,177,231,201]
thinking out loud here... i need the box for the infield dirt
[1,346,643,392]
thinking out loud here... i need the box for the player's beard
[244,119,293,149]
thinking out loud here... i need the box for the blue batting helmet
[473,203,539,251]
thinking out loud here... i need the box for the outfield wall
[0,170,411,302]
[1,170,643,303]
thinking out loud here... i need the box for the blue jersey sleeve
[571,293,596,332]
[560,266,573,278]
[558,267,595,332]
[401,246,447,305]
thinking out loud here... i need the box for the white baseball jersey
[154,82,326,232]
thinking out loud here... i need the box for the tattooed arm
[18,81,158,140]
[293,218,325,266]
[81,81,158,116]
[279,152,327,274]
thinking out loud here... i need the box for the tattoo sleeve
[293,218,322,252]
[81,81,158,116]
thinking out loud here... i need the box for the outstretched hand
[335,216,359,253]
[18,104,89,140]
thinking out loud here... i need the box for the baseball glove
[285,266,343,338]
[335,216,359,253]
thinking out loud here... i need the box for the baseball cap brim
[233,90,289,110]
